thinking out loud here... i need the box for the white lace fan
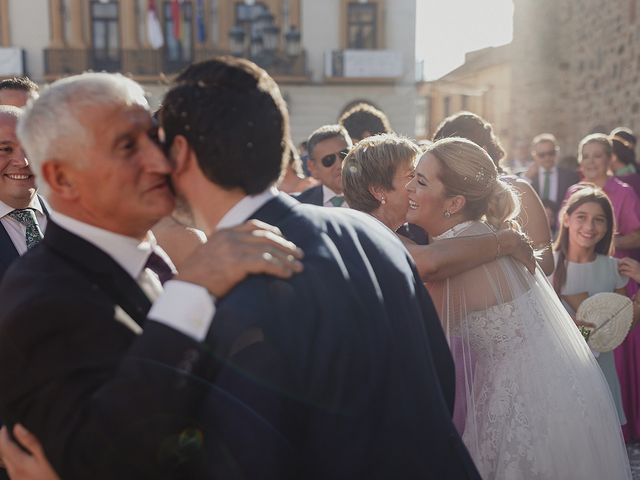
[576,292,633,353]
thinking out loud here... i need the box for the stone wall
[511,0,640,155]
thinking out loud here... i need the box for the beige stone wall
[511,0,640,155]
[419,61,511,145]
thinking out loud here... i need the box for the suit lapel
[0,224,19,277]
[43,222,151,328]
[311,185,323,206]
[38,195,50,217]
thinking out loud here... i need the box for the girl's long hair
[552,184,615,293]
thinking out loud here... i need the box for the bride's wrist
[495,229,515,257]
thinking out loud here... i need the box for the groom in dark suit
[159,57,480,479]
[0,73,305,480]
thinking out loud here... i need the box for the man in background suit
[0,106,46,280]
[0,73,303,480]
[296,124,351,208]
[526,133,580,231]
[160,57,480,479]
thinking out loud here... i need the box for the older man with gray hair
[0,72,303,480]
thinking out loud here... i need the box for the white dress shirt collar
[322,185,340,206]
[49,210,160,279]
[539,165,558,176]
[537,165,559,203]
[0,195,45,218]
[216,186,279,230]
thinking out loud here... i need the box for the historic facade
[511,0,640,154]
[417,44,511,145]
[0,0,417,142]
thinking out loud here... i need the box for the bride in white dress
[406,137,631,479]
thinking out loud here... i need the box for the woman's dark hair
[611,135,636,166]
[432,111,505,170]
[610,127,637,147]
[552,185,615,294]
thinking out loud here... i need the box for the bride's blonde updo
[426,137,520,228]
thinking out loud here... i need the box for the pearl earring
[380,197,386,205]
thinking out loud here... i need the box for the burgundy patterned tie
[144,251,176,285]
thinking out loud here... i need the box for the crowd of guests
[0,62,637,479]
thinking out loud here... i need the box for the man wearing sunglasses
[296,124,352,208]
[525,133,579,231]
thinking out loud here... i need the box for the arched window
[163,0,194,72]
[90,0,121,71]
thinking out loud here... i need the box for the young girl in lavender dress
[551,185,637,423]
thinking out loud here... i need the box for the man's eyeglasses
[320,149,350,168]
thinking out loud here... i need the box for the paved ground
[629,444,640,478]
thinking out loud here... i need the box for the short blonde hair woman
[343,133,420,230]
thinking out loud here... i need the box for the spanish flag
[171,0,181,40]
[146,0,164,49]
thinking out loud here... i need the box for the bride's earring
[380,196,386,205]
[444,210,451,218]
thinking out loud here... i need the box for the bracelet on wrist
[493,231,501,259]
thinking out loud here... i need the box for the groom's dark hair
[160,57,290,195]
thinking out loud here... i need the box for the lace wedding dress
[427,220,631,480]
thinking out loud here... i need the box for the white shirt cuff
[148,280,216,341]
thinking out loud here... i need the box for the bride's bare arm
[406,229,534,282]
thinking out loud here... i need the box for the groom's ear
[448,195,466,215]
[169,134,192,175]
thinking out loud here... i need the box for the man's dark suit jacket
[206,193,480,479]
[530,167,580,209]
[0,222,293,480]
[0,223,18,281]
[294,183,323,205]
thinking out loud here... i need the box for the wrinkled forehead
[314,136,349,156]
[76,99,149,125]
[0,89,31,108]
[0,112,18,134]
[534,140,556,151]
[68,102,152,155]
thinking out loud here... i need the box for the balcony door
[90,0,121,71]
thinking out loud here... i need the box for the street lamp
[285,26,301,57]
[263,24,281,53]
[227,1,303,75]
[229,25,246,57]
[228,3,297,59]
